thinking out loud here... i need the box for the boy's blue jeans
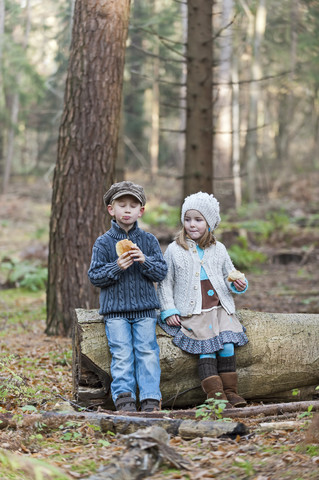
[104,316,161,403]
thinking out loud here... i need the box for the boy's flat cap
[103,181,146,207]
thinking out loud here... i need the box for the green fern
[228,237,267,270]
[1,258,47,291]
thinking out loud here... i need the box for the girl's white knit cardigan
[157,239,238,317]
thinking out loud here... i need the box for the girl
[157,192,248,408]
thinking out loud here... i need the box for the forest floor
[1,174,319,479]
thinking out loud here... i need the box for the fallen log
[40,411,248,439]
[72,309,319,409]
[3,399,317,434]
[256,421,306,432]
[158,400,319,420]
[205,400,319,420]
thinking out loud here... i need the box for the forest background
[1,0,319,479]
[2,0,319,198]
[1,0,319,332]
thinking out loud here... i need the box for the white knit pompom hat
[181,192,221,230]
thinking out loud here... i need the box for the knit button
[194,285,198,290]
[195,272,199,277]
[190,300,194,305]
[207,289,214,296]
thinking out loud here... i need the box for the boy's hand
[233,279,247,291]
[128,245,145,264]
[117,246,145,270]
[166,314,181,326]
[117,252,134,270]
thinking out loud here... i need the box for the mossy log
[72,309,319,410]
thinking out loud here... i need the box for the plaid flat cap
[103,181,146,207]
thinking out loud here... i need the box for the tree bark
[214,0,233,179]
[244,0,267,202]
[0,0,5,177]
[72,309,319,410]
[274,0,299,168]
[149,0,160,181]
[232,55,242,208]
[46,0,131,336]
[183,0,213,197]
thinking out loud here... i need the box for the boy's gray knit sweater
[88,220,167,319]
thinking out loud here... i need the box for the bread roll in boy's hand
[227,269,245,282]
[116,239,135,256]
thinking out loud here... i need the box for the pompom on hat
[181,192,221,231]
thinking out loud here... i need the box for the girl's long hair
[175,225,216,250]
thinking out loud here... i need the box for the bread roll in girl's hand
[227,269,245,282]
[116,239,135,256]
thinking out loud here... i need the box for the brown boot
[201,375,233,409]
[219,372,247,407]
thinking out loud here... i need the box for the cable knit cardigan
[88,220,167,319]
[157,239,246,318]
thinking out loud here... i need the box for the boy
[88,181,167,412]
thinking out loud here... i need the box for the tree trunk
[214,0,233,180]
[0,0,5,178]
[1,0,30,194]
[2,92,19,193]
[274,0,298,168]
[149,55,160,181]
[46,0,131,336]
[244,0,267,202]
[72,309,319,410]
[183,0,213,197]
[149,0,160,181]
[176,2,187,174]
[232,55,242,209]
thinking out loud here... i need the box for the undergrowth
[228,236,267,271]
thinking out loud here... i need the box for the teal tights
[199,342,234,359]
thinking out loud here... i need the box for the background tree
[122,0,184,176]
[0,0,4,178]
[0,0,45,193]
[214,0,234,187]
[33,0,75,175]
[183,0,214,197]
[2,1,319,211]
[243,0,267,202]
[46,0,131,336]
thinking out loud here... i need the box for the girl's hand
[129,245,145,264]
[166,314,181,326]
[233,279,247,291]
